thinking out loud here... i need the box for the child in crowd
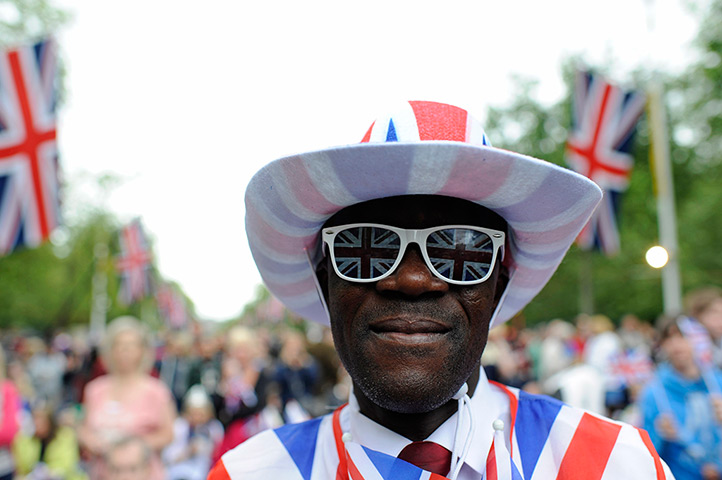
[11,404,87,480]
[163,385,223,480]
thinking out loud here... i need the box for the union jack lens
[324,224,502,284]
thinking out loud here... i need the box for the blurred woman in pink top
[79,316,176,480]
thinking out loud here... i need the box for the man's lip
[369,318,451,335]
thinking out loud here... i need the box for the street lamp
[645,245,669,269]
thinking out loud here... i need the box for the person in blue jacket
[641,316,722,479]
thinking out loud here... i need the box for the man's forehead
[323,195,507,231]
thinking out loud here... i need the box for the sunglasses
[321,223,505,285]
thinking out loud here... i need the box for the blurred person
[78,316,176,480]
[188,332,222,396]
[158,331,195,410]
[12,404,87,480]
[508,326,536,388]
[543,350,607,415]
[163,385,224,480]
[7,358,35,402]
[61,332,93,407]
[305,328,342,407]
[26,336,66,409]
[685,287,722,368]
[61,348,85,406]
[211,327,272,460]
[0,346,20,480]
[104,436,152,480]
[537,319,575,383]
[584,314,623,371]
[480,324,519,386]
[7,358,35,433]
[640,316,722,479]
[273,330,320,421]
[618,313,653,355]
[570,313,593,358]
[584,315,624,414]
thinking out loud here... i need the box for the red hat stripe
[360,121,375,143]
[409,100,468,142]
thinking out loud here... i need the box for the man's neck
[352,366,481,442]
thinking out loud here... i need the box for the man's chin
[353,371,460,414]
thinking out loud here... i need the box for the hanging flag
[0,38,60,255]
[565,69,646,256]
[156,282,189,329]
[116,218,152,304]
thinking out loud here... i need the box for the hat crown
[360,100,492,147]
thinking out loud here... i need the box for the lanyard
[331,381,518,480]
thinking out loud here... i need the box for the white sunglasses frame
[321,223,506,286]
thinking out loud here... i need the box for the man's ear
[315,257,330,304]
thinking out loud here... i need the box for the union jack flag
[156,282,189,329]
[334,227,400,279]
[566,70,646,256]
[427,228,493,282]
[607,349,654,387]
[484,420,523,480]
[116,219,153,304]
[0,38,60,255]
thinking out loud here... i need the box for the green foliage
[0,0,69,47]
[665,0,722,294]
[0,207,196,332]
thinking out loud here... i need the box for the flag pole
[647,84,683,316]
[89,242,109,345]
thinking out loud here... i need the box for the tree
[0,0,69,47]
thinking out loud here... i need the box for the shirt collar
[347,367,511,476]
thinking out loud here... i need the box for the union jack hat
[245,101,602,329]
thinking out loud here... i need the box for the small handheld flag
[607,349,654,388]
[677,316,715,369]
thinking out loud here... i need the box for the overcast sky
[53,0,701,321]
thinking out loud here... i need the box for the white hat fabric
[245,101,602,329]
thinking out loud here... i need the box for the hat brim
[245,141,601,328]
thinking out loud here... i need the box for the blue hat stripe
[386,119,398,142]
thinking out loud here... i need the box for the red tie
[397,441,452,476]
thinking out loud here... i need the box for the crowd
[0,285,721,479]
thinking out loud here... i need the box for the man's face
[318,195,508,414]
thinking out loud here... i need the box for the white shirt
[343,368,511,480]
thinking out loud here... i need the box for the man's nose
[376,245,448,296]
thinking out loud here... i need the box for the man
[209,101,672,479]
